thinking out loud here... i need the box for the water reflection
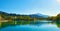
[0,20,60,31]
[0,22,60,31]
[55,22,60,28]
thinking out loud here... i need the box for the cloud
[56,0,60,3]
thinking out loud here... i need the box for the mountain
[0,11,48,18]
[0,11,20,16]
[29,13,48,18]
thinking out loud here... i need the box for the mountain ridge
[0,11,48,18]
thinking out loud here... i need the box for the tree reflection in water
[1,21,60,29]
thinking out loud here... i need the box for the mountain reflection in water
[0,20,60,31]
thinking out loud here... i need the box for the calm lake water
[0,20,60,31]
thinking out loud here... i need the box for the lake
[0,20,60,31]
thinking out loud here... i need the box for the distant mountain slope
[29,13,48,18]
[0,11,48,18]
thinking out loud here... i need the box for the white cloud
[56,0,60,3]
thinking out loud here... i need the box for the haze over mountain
[29,13,48,18]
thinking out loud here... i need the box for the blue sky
[0,0,60,16]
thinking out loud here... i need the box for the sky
[0,0,60,16]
